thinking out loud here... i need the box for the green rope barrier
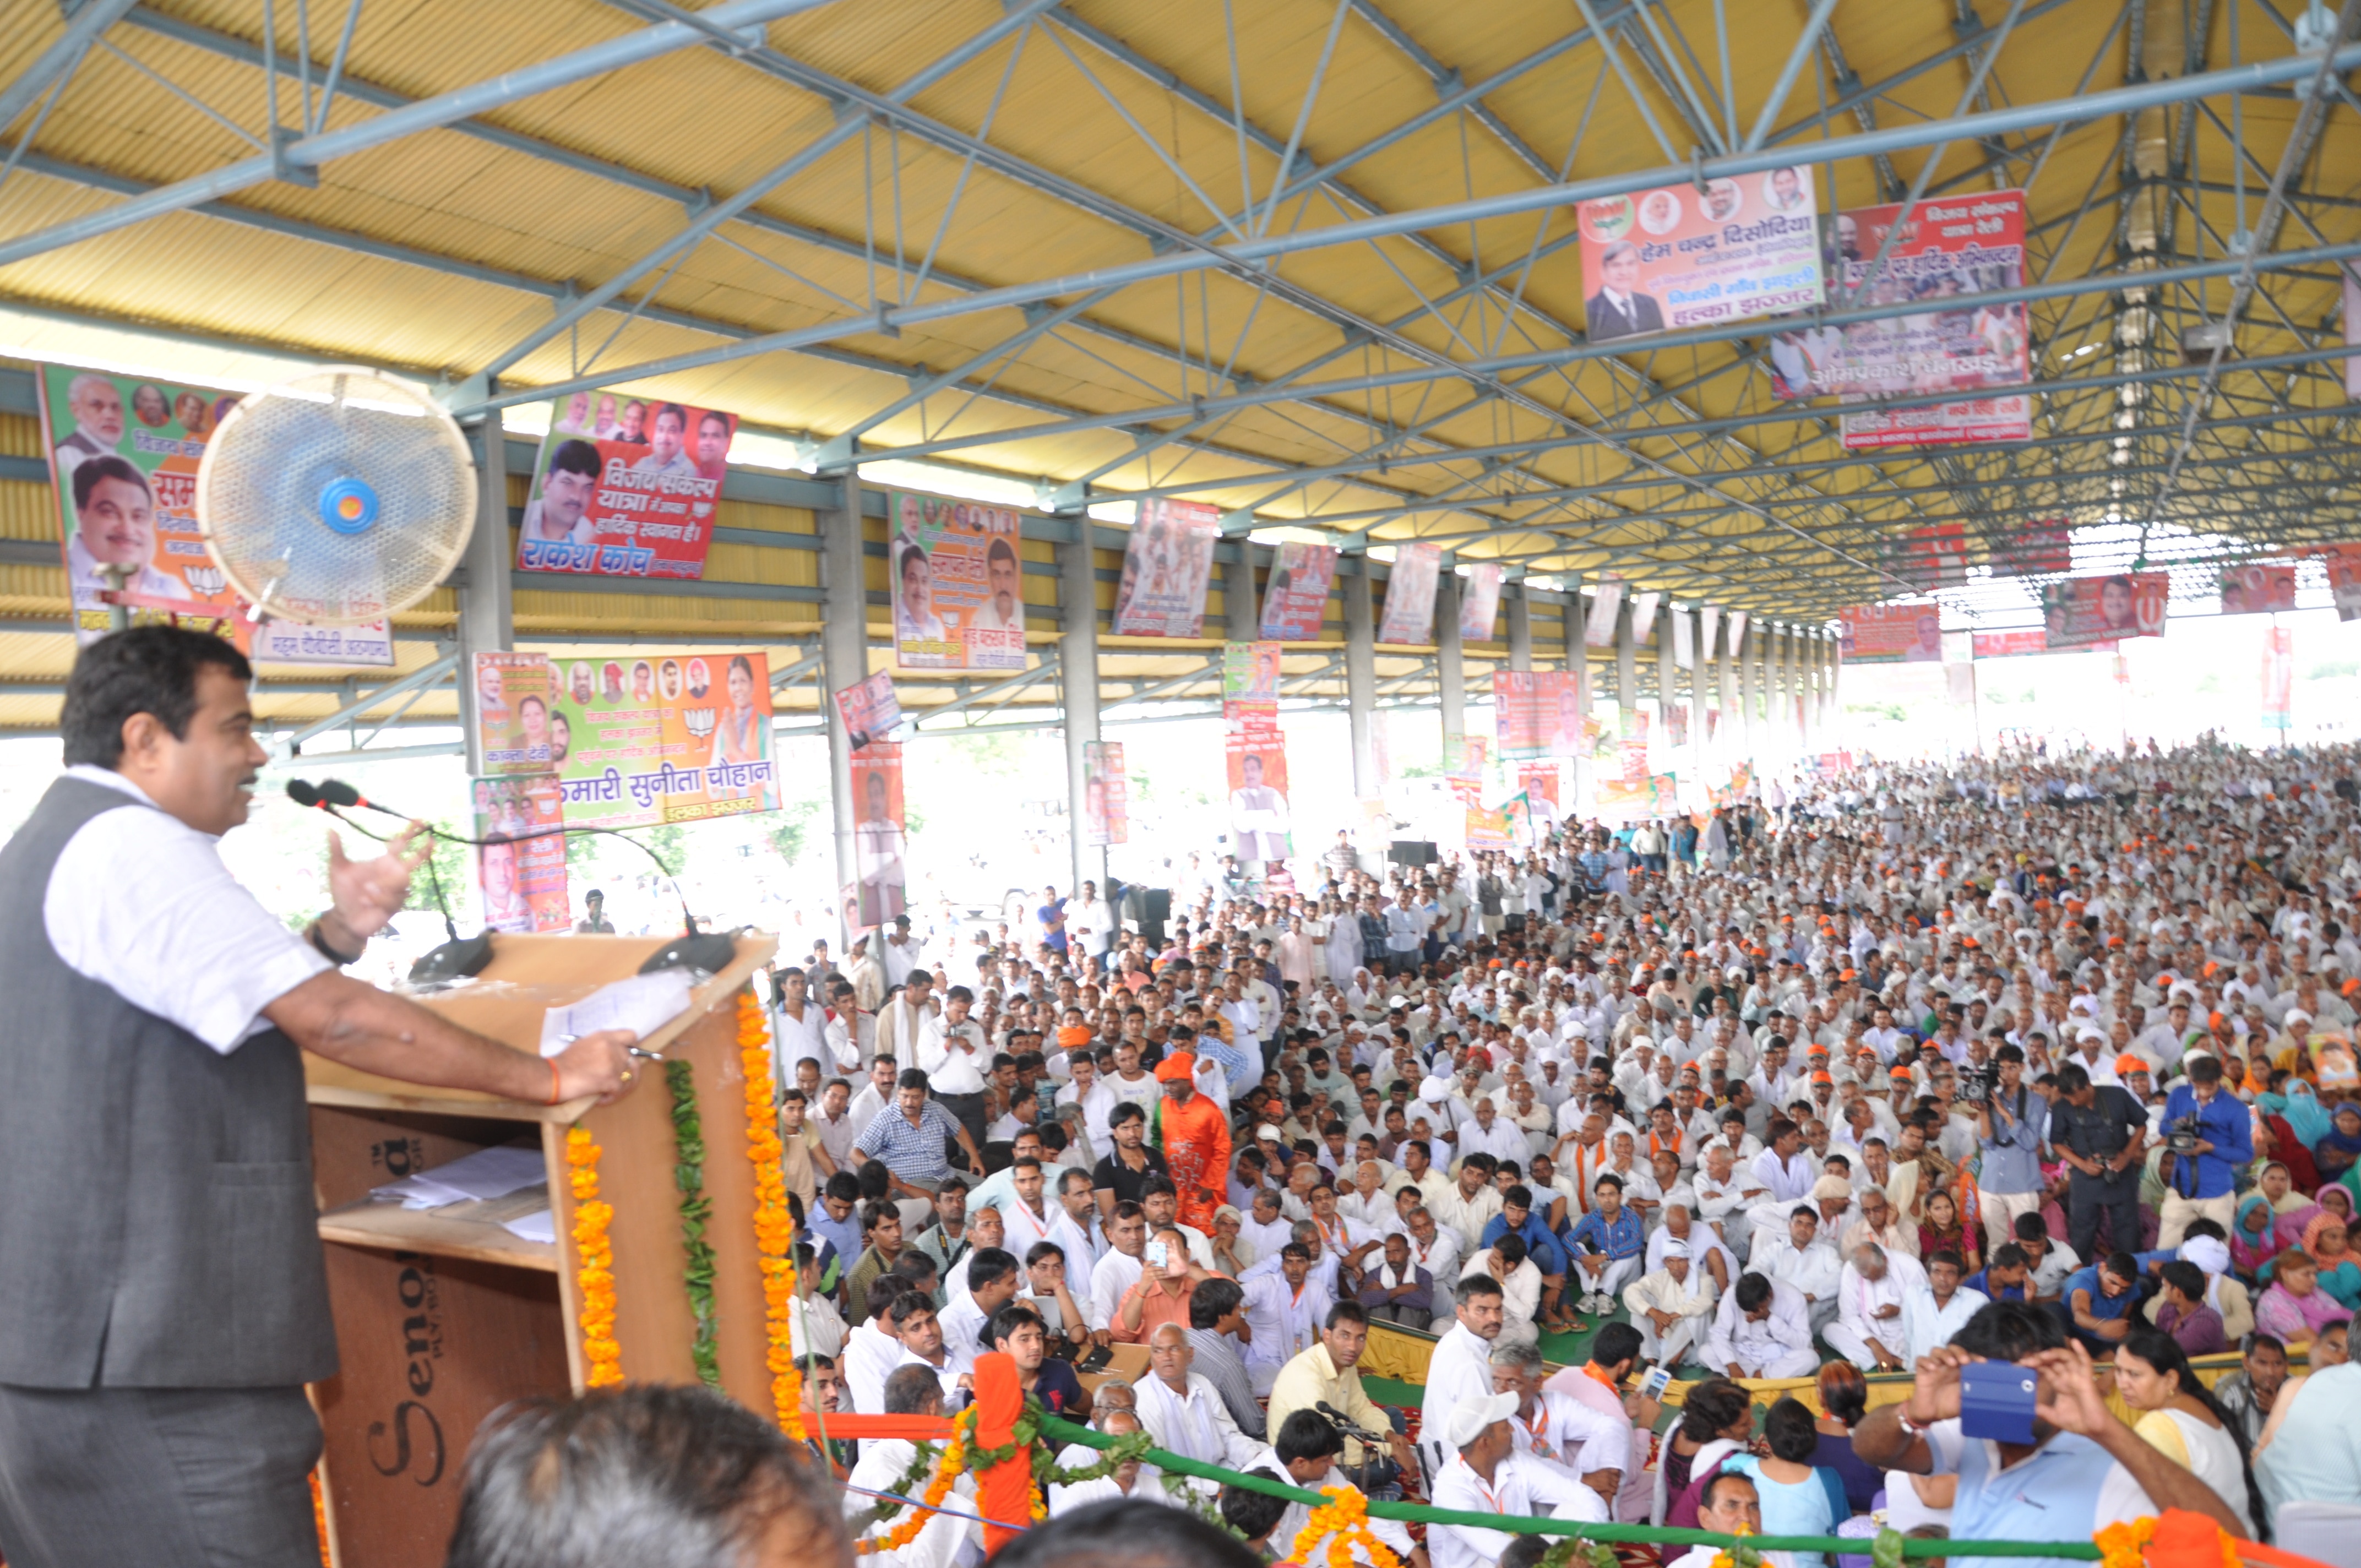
[1035,1415,2101,1559]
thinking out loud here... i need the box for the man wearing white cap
[1622,1239,1717,1368]
[1427,1390,1606,1568]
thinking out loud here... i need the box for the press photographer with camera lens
[2156,1055,2252,1249]
[1974,1044,2048,1258]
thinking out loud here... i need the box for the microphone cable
[287,778,699,938]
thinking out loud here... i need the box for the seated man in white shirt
[847,1365,982,1565]
[1266,1411,1421,1566]
[1901,1247,1988,1366]
[1826,1242,1925,1373]
[1461,1233,1543,1352]
[1622,1240,1718,1369]
[1427,1391,1605,1568]
[1132,1322,1271,1489]
[1702,1272,1819,1380]
[1751,1202,1843,1336]
[1046,1406,1181,1517]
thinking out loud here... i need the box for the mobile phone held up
[1957,1360,2039,1444]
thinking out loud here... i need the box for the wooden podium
[304,931,780,1568]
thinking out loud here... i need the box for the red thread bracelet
[547,1056,563,1106]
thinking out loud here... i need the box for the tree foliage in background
[642,823,687,876]
[766,798,822,864]
[411,819,471,922]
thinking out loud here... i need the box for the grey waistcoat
[0,776,336,1388]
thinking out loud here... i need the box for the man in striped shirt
[855,1068,979,1199]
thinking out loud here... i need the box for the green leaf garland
[665,1059,721,1389]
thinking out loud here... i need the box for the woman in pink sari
[2253,1248,2352,1353]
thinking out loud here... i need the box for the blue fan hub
[318,476,379,535]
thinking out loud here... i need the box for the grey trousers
[0,1382,322,1568]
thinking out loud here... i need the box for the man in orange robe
[1152,1051,1231,1235]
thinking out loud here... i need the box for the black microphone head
[318,780,362,808]
[286,780,321,808]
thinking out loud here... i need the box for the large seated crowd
[469,739,2361,1567]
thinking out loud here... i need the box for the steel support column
[1226,545,1259,644]
[1615,603,1637,719]
[1060,527,1102,900]
[1799,630,1818,755]
[1345,568,1377,799]
[821,473,868,938]
[1738,621,1756,763]
[456,411,515,776]
[1436,569,1466,770]
[1506,582,1533,672]
[1656,606,1677,775]
[1716,623,1736,767]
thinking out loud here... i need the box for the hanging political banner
[1225,728,1291,863]
[835,671,901,750]
[888,491,1026,670]
[1698,605,1721,664]
[2038,573,2169,647]
[1464,798,1519,852]
[1839,601,1944,663]
[1594,774,1682,821]
[1576,166,1823,342]
[1084,741,1128,847]
[1890,523,1971,590]
[1222,641,1288,862]
[1222,640,1282,708]
[1378,542,1442,644]
[36,364,393,663]
[1493,670,1586,760]
[551,650,779,826]
[1993,519,2072,579]
[1519,762,1560,820]
[1972,630,2050,658]
[473,652,556,776]
[2218,562,2297,616]
[472,775,569,933]
[1726,608,1749,656]
[1458,562,1504,642]
[2262,626,2294,733]
[1585,576,1625,646]
[2318,543,2361,622]
[1671,608,1695,669]
[1257,540,1339,640]
[849,741,907,926]
[1765,191,2031,450]
[516,391,732,579]
[1111,498,1220,636]
[1629,591,1661,633]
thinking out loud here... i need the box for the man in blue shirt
[2055,1252,2141,1354]
[2156,1054,2251,1248]
[1974,1043,2048,1256]
[1565,1171,1646,1314]
[1479,1185,1570,1330]
[1963,1242,2031,1303]
[1850,1300,2248,1564]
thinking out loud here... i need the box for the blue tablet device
[1957,1360,2039,1444]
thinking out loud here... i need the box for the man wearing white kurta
[1826,1244,1927,1373]
[1418,1275,1506,1476]
[1702,1273,1819,1380]
[1427,1392,1607,1568]
[1134,1324,1270,1492]
[1622,1243,1718,1367]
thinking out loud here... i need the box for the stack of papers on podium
[538,969,696,1058]
[371,1144,548,1211]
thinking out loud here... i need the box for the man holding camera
[2047,1064,2147,1264]
[2155,1054,2250,1249]
[1973,1044,2048,1257]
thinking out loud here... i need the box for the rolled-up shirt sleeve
[45,784,329,1053]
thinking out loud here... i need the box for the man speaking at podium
[0,628,638,1568]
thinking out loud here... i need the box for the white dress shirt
[916,1014,988,1095]
[46,766,328,1052]
[1903,1285,1989,1365]
[1417,1320,1500,1473]
[1428,1450,1606,1568]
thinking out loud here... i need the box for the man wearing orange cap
[1151,1049,1230,1235]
